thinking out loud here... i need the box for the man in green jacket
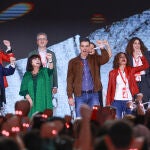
[28,32,58,94]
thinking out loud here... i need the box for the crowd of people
[0,33,150,149]
[0,102,150,150]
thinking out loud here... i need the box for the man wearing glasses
[28,32,58,94]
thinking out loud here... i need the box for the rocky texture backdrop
[5,9,150,117]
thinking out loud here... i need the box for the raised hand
[97,40,112,57]
[10,57,16,66]
[3,40,11,48]
[96,40,105,49]
[80,104,92,120]
[46,53,52,62]
[103,40,109,46]
[103,40,112,57]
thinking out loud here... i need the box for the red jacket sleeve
[0,50,15,87]
[0,50,15,64]
[106,71,113,105]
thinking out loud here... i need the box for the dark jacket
[0,64,15,107]
[67,49,109,98]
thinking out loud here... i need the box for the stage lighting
[0,2,34,23]
[91,13,105,24]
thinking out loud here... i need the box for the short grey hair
[36,32,48,40]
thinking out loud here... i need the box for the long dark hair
[26,54,43,71]
[126,37,147,55]
[113,52,130,69]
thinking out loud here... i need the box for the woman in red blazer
[106,52,149,119]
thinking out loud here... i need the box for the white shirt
[38,49,47,67]
[114,71,132,100]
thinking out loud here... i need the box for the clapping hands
[46,53,52,62]
[96,40,112,57]
[10,57,16,67]
[96,40,107,49]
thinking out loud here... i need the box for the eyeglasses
[37,38,47,41]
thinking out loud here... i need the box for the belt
[81,90,94,94]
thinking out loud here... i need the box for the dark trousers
[137,75,150,103]
[98,90,103,107]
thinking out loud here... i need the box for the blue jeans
[111,100,132,119]
[75,92,99,117]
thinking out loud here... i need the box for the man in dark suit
[28,32,58,94]
[0,57,16,115]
